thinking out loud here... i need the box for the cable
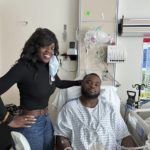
[104,70,121,87]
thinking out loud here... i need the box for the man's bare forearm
[55,136,72,150]
[121,135,137,147]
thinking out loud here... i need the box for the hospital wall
[0,0,79,105]
[0,16,1,75]
[116,0,150,106]
[0,1,2,76]
[0,0,150,110]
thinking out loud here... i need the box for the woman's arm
[0,97,7,121]
[54,74,81,89]
[0,63,26,94]
[0,97,36,127]
[0,97,15,125]
[0,63,36,127]
[0,63,24,122]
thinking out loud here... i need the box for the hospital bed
[52,86,150,149]
[126,109,150,148]
[6,86,150,150]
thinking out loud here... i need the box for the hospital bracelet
[2,112,14,125]
[64,147,72,150]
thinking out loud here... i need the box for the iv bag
[84,27,110,49]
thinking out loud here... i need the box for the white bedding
[145,117,150,129]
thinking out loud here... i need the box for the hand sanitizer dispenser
[67,41,77,55]
[67,41,78,60]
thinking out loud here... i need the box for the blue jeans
[13,114,54,150]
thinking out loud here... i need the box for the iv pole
[132,84,146,108]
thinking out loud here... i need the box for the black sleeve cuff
[0,97,7,121]
[74,80,81,86]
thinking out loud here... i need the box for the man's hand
[55,136,72,150]
[121,135,137,147]
[8,115,36,128]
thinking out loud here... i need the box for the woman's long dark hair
[17,28,59,68]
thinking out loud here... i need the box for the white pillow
[52,85,120,112]
[67,86,120,111]
[11,131,31,150]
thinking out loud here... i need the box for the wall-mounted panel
[78,0,118,85]
[81,0,116,21]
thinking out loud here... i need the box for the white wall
[118,0,150,18]
[117,0,150,103]
[1,0,79,72]
[0,0,79,104]
[0,0,3,75]
[0,16,1,75]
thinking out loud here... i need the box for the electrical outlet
[102,70,109,81]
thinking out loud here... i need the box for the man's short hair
[82,73,101,81]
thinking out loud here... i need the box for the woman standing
[0,28,80,150]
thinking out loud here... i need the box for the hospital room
[0,0,150,149]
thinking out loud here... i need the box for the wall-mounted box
[107,45,127,63]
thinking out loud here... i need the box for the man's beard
[81,87,100,99]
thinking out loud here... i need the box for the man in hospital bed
[54,73,136,150]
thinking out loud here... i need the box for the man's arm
[111,107,136,147]
[55,136,72,150]
[121,135,137,147]
[54,104,73,150]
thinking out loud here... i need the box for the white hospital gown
[54,96,130,150]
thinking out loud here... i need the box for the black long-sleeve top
[0,61,80,120]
